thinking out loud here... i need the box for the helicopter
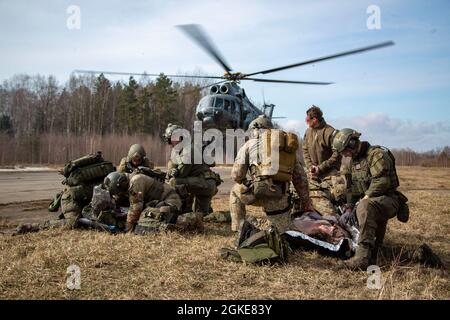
[75,24,394,131]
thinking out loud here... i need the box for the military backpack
[61,152,115,186]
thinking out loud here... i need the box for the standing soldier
[118,144,154,174]
[332,128,409,270]
[230,115,313,233]
[162,123,220,216]
[103,172,182,232]
[302,105,341,215]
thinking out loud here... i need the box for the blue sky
[1,0,449,151]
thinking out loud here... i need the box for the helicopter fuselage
[195,81,269,131]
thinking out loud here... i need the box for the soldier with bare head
[302,105,342,216]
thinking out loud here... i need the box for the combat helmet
[103,172,129,196]
[163,123,183,144]
[127,144,146,163]
[332,128,361,153]
[248,115,273,130]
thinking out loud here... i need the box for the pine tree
[151,73,178,135]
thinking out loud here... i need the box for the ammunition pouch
[253,177,284,199]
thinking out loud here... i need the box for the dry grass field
[0,166,449,300]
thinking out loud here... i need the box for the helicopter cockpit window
[231,101,236,113]
[214,97,224,109]
[224,99,231,112]
[198,96,213,111]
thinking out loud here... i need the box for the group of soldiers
[16,106,411,271]
[228,105,409,270]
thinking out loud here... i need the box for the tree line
[0,73,203,166]
[0,73,449,167]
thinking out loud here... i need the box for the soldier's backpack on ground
[220,221,290,264]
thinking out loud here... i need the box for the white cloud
[281,112,450,151]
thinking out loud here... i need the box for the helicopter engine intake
[210,85,219,94]
[219,84,229,94]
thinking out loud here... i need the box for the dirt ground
[0,166,448,299]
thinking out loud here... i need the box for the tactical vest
[350,146,399,197]
[251,129,299,182]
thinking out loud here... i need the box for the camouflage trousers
[229,183,291,233]
[307,174,346,217]
[15,183,99,234]
[169,176,217,215]
[60,183,98,227]
[356,194,400,259]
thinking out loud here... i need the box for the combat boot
[345,245,371,271]
[13,223,39,235]
[396,208,409,223]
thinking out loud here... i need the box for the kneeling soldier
[103,172,182,232]
[332,128,409,270]
[230,115,313,233]
[163,123,220,216]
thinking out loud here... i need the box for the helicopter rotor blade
[246,41,394,77]
[244,77,333,85]
[177,24,232,73]
[73,70,225,80]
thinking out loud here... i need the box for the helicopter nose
[202,116,215,127]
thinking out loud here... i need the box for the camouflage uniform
[118,144,154,174]
[60,181,101,227]
[333,128,405,269]
[302,119,341,216]
[230,136,311,233]
[125,174,182,229]
[164,124,218,215]
[16,180,103,234]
